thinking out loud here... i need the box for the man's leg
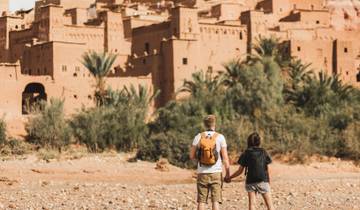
[198,202,206,210]
[197,174,209,210]
[248,192,256,210]
[210,173,222,210]
[261,192,274,210]
[212,201,220,210]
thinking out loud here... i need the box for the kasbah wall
[0,0,359,135]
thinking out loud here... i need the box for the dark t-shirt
[237,147,272,184]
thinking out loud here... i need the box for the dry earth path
[0,154,359,210]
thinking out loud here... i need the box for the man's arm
[221,147,230,178]
[189,145,197,160]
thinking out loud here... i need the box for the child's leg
[261,192,274,210]
[248,192,256,210]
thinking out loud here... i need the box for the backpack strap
[210,132,219,141]
[197,132,207,166]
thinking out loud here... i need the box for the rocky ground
[0,153,359,210]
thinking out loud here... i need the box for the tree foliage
[0,118,6,146]
[81,51,117,106]
[25,99,71,151]
[138,36,360,166]
[71,85,156,152]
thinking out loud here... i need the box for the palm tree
[253,36,280,58]
[330,74,355,101]
[284,59,314,103]
[178,70,224,98]
[251,36,290,67]
[222,60,243,87]
[122,85,160,108]
[81,51,117,106]
[294,71,355,116]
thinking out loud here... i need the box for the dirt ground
[0,153,359,210]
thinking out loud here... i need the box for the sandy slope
[0,154,359,209]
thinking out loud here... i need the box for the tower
[0,0,9,15]
[170,6,199,40]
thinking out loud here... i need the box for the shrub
[0,118,6,147]
[37,148,60,161]
[71,85,153,152]
[71,105,148,152]
[137,132,197,168]
[342,122,360,161]
[0,138,33,156]
[25,99,71,151]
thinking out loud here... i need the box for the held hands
[224,175,231,183]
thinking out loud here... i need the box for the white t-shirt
[192,131,227,174]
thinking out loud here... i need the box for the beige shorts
[197,172,222,204]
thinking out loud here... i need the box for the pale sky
[9,0,36,12]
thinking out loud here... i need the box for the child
[226,132,274,210]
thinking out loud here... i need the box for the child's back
[239,147,271,184]
[228,133,274,210]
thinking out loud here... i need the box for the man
[190,115,230,210]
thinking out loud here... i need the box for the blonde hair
[203,115,216,130]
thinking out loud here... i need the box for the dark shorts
[197,173,223,204]
[245,182,270,194]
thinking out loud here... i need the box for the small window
[142,58,146,65]
[357,71,360,82]
[297,46,301,52]
[182,58,188,65]
[346,71,349,75]
[73,73,78,77]
[73,95,78,99]
[344,48,348,53]
[62,65,67,72]
[145,42,150,54]
[311,5,314,10]
[316,20,320,24]
[240,32,243,40]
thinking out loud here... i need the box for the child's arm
[267,164,271,184]
[229,165,244,180]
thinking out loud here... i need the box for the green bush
[71,85,153,152]
[137,37,360,166]
[1,138,33,156]
[71,105,148,152]
[137,132,196,168]
[25,99,71,151]
[0,118,6,147]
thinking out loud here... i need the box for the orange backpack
[197,132,219,166]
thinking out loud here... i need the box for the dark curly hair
[247,132,261,148]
